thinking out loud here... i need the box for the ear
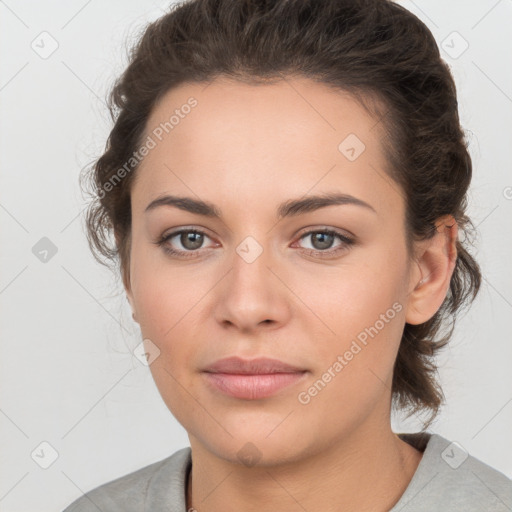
[115,229,138,324]
[405,215,458,325]
[124,276,138,324]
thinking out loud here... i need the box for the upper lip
[203,356,306,375]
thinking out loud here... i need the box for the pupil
[312,232,333,250]
[182,232,203,250]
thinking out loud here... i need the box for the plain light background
[0,1,511,511]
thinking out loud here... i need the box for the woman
[63,0,512,510]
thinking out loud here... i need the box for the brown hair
[81,0,481,428]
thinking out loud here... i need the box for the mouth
[202,356,308,400]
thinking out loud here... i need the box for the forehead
[132,76,400,218]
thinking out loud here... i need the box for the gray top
[63,432,512,511]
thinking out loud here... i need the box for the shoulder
[62,446,191,512]
[393,432,512,512]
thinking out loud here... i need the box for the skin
[124,76,457,512]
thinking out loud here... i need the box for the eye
[155,228,215,259]
[294,228,354,258]
[155,227,355,260]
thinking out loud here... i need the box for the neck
[186,424,423,512]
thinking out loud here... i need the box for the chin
[189,415,318,468]
[206,436,310,468]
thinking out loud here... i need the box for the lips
[202,356,307,400]
[202,356,306,375]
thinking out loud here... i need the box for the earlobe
[126,292,139,323]
[405,215,458,325]
[123,270,138,324]
[117,233,138,323]
[127,289,139,323]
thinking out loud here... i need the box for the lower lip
[202,372,307,400]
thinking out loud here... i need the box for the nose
[213,240,292,334]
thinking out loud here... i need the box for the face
[126,76,418,465]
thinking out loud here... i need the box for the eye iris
[311,232,334,250]
[181,231,203,250]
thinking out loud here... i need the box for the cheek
[129,248,213,389]
[289,249,408,389]
[132,260,205,424]
[130,242,207,339]
[295,255,406,338]
[290,267,407,434]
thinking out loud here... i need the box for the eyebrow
[144,192,376,219]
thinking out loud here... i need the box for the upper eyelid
[162,226,215,241]
[163,226,351,238]
[296,226,354,240]
[164,228,214,242]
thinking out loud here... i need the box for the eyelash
[154,227,355,260]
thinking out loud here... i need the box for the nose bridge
[229,233,274,305]
[213,232,290,330]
